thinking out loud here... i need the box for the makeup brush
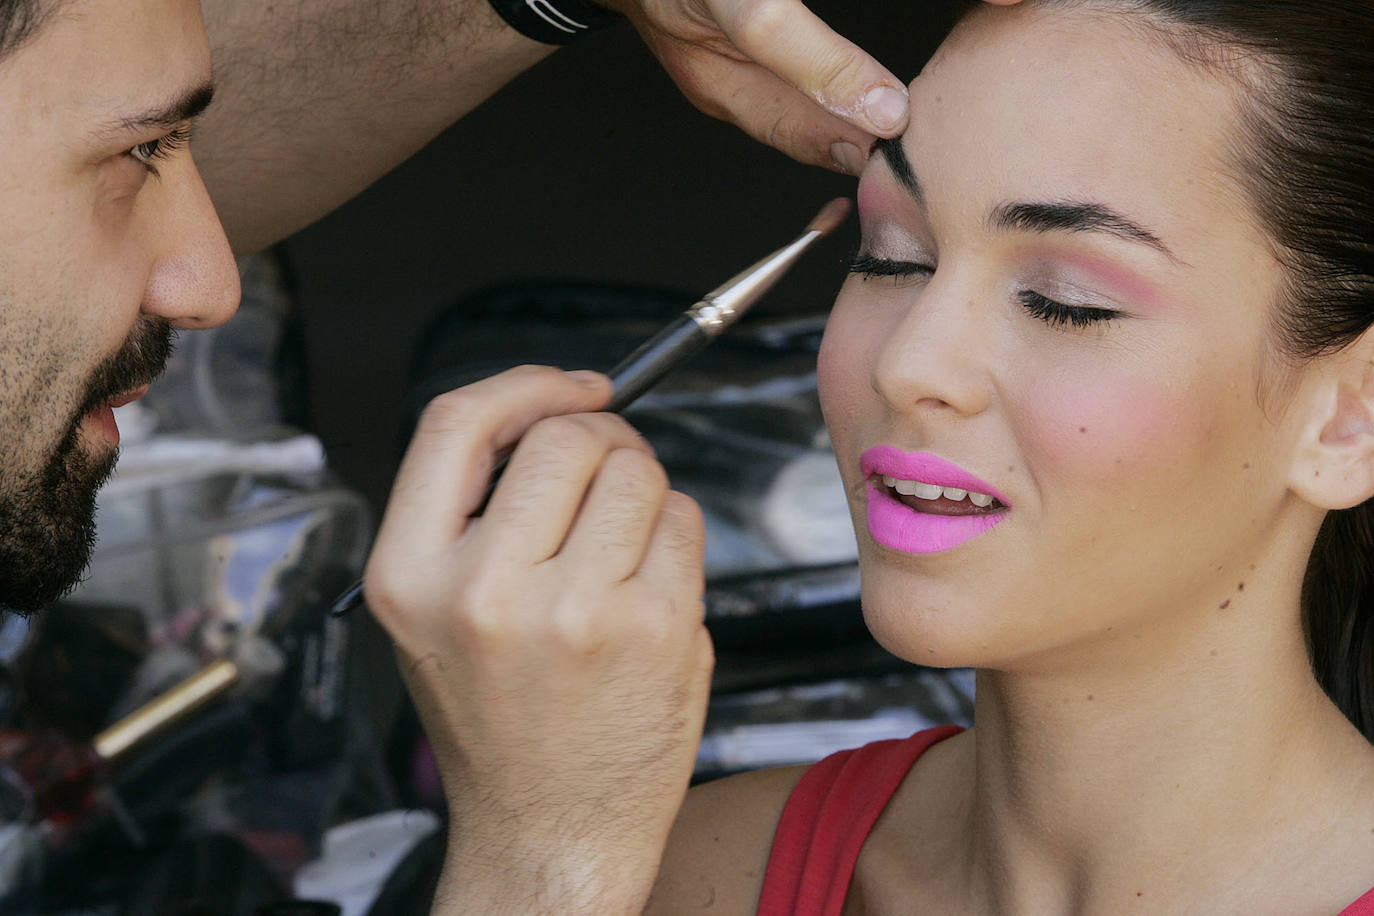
[329,197,851,617]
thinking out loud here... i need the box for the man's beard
[0,318,175,615]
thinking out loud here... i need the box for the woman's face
[818,3,1314,670]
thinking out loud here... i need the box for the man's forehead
[0,0,69,63]
[0,0,214,136]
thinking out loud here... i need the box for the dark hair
[1007,0,1374,739]
[0,0,55,60]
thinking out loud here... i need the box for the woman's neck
[950,563,1374,913]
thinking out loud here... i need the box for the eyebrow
[97,81,216,137]
[991,201,1175,259]
[870,135,1176,260]
[873,136,922,203]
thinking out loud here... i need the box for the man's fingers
[479,412,656,564]
[632,490,707,615]
[366,367,610,607]
[708,0,909,138]
[559,446,670,582]
[664,44,875,171]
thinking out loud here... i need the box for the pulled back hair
[1014,0,1374,739]
[0,0,56,61]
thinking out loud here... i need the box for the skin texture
[195,0,1025,253]
[649,4,1374,914]
[0,0,238,611]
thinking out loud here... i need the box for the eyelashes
[845,251,1121,329]
[846,252,933,280]
[1017,290,1118,329]
[127,125,193,177]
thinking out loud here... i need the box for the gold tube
[93,659,240,763]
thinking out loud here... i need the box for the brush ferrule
[689,299,738,334]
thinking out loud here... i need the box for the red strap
[1341,886,1374,914]
[757,726,963,916]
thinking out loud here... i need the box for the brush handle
[329,317,710,617]
[605,313,709,411]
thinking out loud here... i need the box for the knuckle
[417,388,481,436]
[603,446,668,492]
[662,490,706,542]
[812,48,868,99]
[524,413,599,454]
[730,0,789,48]
[548,597,604,652]
[504,363,560,382]
[449,575,515,642]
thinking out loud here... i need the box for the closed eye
[1018,290,1120,328]
[846,252,934,282]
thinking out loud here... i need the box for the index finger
[378,366,612,551]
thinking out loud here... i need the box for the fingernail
[567,369,605,387]
[830,141,866,176]
[863,86,908,133]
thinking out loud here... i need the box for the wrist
[437,835,659,915]
[486,0,625,45]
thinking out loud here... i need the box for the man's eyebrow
[868,136,1175,261]
[991,202,1176,259]
[98,81,216,136]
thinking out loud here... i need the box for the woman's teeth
[882,475,995,508]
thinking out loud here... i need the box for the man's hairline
[0,0,76,64]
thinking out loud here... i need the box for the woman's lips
[859,446,1010,554]
[859,446,1009,504]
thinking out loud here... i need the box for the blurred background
[0,3,976,912]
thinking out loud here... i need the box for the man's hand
[611,0,1025,174]
[364,366,714,913]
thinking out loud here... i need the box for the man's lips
[106,384,150,410]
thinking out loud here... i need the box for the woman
[365,1,1374,912]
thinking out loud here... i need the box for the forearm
[432,838,660,915]
[198,0,556,254]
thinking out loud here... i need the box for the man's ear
[1290,346,1374,510]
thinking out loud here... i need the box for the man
[0,0,239,615]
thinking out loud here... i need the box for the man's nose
[139,152,240,330]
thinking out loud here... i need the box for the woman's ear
[1289,347,1374,510]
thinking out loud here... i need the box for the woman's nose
[139,152,240,330]
[871,275,994,419]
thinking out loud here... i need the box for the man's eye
[127,125,192,174]
[846,253,935,281]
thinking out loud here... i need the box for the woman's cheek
[817,289,874,441]
[1012,359,1180,487]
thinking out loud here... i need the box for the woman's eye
[846,253,935,283]
[126,125,192,175]
[1018,290,1120,329]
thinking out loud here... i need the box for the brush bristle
[805,197,852,236]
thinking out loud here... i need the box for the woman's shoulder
[645,727,967,915]
[645,763,811,915]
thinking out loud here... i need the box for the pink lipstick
[859,446,1010,554]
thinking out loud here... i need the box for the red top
[757,726,1374,915]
